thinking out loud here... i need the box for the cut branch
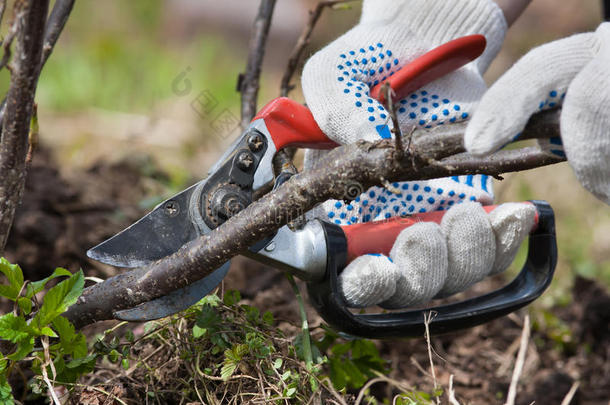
[280,0,353,97]
[64,110,564,329]
[0,0,50,255]
[239,0,277,129]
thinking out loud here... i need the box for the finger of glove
[338,254,398,308]
[394,0,508,74]
[380,222,448,309]
[302,24,419,145]
[464,33,597,156]
[436,201,495,297]
[561,24,610,204]
[488,202,537,275]
[361,0,407,24]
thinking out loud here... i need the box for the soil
[3,148,609,404]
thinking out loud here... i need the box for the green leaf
[199,294,221,307]
[52,316,75,342]
[285,387,296,397]
[272,358,282,369]
[0,314,30,343]
[52,316,89,359]
[195,305,220,330]
[329,357,347,390]
[262,311,274,326]
[0,258,24,301]
[33,270,84,330]
[25,268,72,299]
[72,333,88,359]
[192,324,207,338]
[223,290,241,306]
[16,297,32,315]
[39,327,58,338]
[8,338,34,362]
[124,330,135,343]
[58,354,97,384]
[220,358,237,381]
[0,376,14,404]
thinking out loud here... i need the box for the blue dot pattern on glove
[325,44,493,226]
[327,176,493,226]
[337,43,470,132]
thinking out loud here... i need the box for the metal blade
[87,180,210,268]
[113,261,230,321]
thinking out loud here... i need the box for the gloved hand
[302,0,536,308]
[465,22,610,204]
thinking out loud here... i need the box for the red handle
[254,35,486,151]
[342,203,538,263]
[370,35,486,104]
[253,97,339,150]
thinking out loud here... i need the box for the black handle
[307,200,557,339]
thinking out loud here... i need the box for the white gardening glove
[302,0,537,308]
[465,23,610,204]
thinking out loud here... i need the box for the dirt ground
[3,147,608,404]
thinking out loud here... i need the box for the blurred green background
[1,0,608,304]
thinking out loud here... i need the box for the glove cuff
[398,0,507,74]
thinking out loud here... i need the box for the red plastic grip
[342,202,538,263]
[370,35,486,105]
[253,97,339,150]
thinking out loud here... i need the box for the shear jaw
[244,220,329,283]
[87,119,281,321]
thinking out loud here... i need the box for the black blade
[113,261,231,321]
[87,181,209,268]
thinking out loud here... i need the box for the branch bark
[239,0,277,129]
[0,0,50,255]
[280,0,353,97]
[64,110,564,329]
[0,0,75,126]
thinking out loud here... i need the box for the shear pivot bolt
[163,200,179,217]
[247,133,264,152]
[236,151,254,171]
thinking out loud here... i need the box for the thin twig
[559,381,580,405]
[354,377,386,405]
[423,311,440,404]
[504,314,531,405]
[0,5,18,71]
[41,336,61,405]
[239,0,277,129]
[0,0,6,27]
[383,83,404,162]
[448,375,461,405]
[0,0,75,126]
[286,273,313,368]
[279,0,353,96]
[41,0,75,66]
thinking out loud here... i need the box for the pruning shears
[87,35,557,338]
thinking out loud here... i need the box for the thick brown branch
[64,110,564,329]
[0,0,49,254]
[280,0,353,97]
[0,0,74,126]
[239,0,277,129]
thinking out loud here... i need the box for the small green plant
[0,258,93,403]
[314,327,388,391]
